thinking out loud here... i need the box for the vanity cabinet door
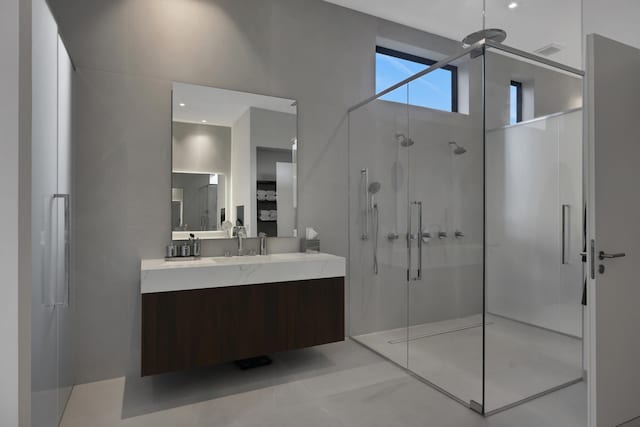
[141,277,344,376]
[286,277,345,350]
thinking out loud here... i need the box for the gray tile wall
[48,0,459,383]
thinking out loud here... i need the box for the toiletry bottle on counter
[193,237,201,257]
[166,243,177,258]
[181,242,191,257]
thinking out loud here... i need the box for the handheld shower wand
[368,182,381,274]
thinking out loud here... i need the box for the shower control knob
[438,231,448,239]
[454,230,465,238]
[387,232,400,241]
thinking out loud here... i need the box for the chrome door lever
[599,251,626,260]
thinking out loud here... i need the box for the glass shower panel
[349,85,410,368]
[483,47,584,413]
[406,50,485,409]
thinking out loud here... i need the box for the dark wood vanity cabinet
[141,277,344,376]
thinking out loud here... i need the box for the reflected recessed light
[508,1,518,9]
[179,102,185,107]
[201,120,207,123]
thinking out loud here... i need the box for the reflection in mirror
[172,82,297,240]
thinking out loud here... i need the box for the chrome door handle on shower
[408,201,422,281]
[361,168,369,240]
[54,193,70,307]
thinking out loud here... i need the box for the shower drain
[388,321,494,345]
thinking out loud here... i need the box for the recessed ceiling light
[179,103,185,107]
[507,1,518,9]
[201,120,207,123]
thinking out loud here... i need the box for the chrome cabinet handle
[599,251,626,260]
[54,194,70,307]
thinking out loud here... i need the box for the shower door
[349,84,411,369]
[405,50,485,409]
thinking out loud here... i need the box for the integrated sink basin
[140,252,346,294]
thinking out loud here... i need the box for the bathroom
[2,0,640,426]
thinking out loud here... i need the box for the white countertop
[140,252,346,294]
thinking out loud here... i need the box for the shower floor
[352,314,583,413]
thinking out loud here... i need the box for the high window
[376,46,458,113]
[510,80,523,124]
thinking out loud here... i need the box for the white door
[31,0,61,424]
[587,34,640,427]
[56,35,74,420]
[32,1,74,425]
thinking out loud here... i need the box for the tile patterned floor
[354,314,583,412]
[60,340,586,427]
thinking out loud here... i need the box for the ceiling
[172,83,296,127]
[323,0,582,68]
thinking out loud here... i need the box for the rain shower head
[396,133,415,147]
[462,28,507,47]
[449,141,467,155]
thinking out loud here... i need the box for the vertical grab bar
[361,169,369,240]
[562,204,570,265]
[54,193,70,306]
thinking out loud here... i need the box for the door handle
[562,204,570,264]
[414,201,422,281]
[407,202,422,281]
[361,169,369,241]
[54,193,70,307]
[599,251,626,260]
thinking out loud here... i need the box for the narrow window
[376,46,458,113]
[510,81,523,124]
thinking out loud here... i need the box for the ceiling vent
[534,43,564,56]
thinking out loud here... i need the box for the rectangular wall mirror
[172,82,298,240]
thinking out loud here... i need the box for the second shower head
[449,141,467,155]
[396,133,415,147]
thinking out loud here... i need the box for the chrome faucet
[258,232,267,255]
[234,226,247,256]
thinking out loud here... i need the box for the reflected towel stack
[257,190,277,201]
[259,210,277,221]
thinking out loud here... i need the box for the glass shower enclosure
[348,39,584,415]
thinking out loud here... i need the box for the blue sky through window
[375,52,454,112]
[510,84,518,125]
